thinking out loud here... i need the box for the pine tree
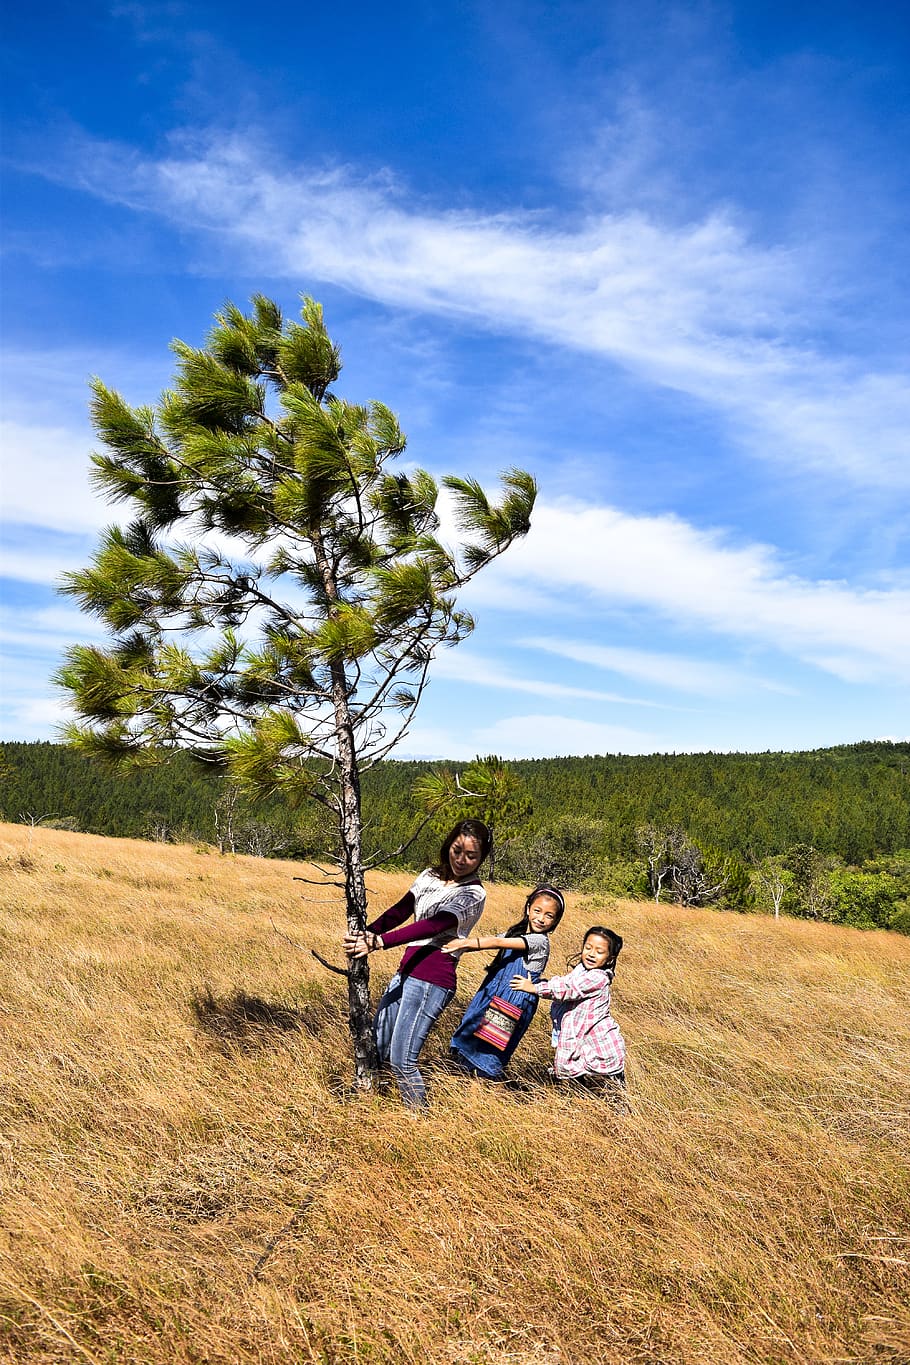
[57,294,536,1084]
[413,754,532,880]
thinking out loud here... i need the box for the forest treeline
[3,739,909,933]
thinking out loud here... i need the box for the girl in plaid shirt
[511,925,626,1088]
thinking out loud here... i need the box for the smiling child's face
[581,933,613,970]
[528,894,561,933]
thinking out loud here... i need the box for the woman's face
[581,933,613,970]
[447,834,483,879]
[528,895,561,934]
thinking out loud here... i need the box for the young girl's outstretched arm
[511,970,605,1000]
[441,933,528,956]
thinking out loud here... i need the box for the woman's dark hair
[483,885,565,982]
[567,924,623,974]
[432,819,492,880]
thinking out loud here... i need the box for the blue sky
[1,0,908,759]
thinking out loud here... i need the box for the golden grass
[1,822,908,1365]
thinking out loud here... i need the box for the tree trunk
[311,528,378,1085]
[326,660,379,1086]
[333,700,379,1086]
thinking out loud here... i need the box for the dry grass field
[1,821,908,1365]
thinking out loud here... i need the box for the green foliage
[497,813,611,890]
[827,869,902,930]
[412,755,532,879]
[706,848,753,911]
[824,851,910,933]
[1,740,319,856]
[57,294,536,835]
[887,903,910,936]
[781,843,833,920]
[55,293,539,1079]
[6,740,910,934]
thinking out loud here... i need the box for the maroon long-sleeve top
[367,869,486,989]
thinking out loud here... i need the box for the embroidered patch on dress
[473,995,523,1051]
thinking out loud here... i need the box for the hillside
[1,823,908,1364]
[3,738,909,869]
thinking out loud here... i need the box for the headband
[527,884,566,916]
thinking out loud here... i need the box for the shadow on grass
[190,986,346,1053]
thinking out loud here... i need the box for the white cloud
[484,500,910,685]
[473,713,659,759]
[0,604,106,655]
[522,638,796,697]
[400,712,658,760]
[0,543,83,587]
[1,420,105,534]
[429,647,687,708]
[12,696,73,730]
[39,129,910,487]
[0,661,74,737]
[0,345,174,535]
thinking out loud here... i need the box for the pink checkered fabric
[539,965,626,1078]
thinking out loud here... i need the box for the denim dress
[449,937,549,1079]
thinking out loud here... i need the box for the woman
[343,819,492,1109]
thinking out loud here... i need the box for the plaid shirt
[539,965,626,1078]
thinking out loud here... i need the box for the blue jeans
[373,973,455,1109]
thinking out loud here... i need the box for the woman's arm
[378,910,457,950]
[344,890,417,958]
[441,933,527,956]
[367,891,416,935]
[344,909,458,958]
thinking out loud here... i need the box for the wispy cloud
[29,129,910,488]
[2,693,72,738]
[0,604,106,654]
[1,420,104,534]
[0,604,82,740]
[522,638,797,698]
[401,712,659,761]
[0,542,89,588]
[429,647,691,709]
[1,345,174,535]
[472,499,910,685]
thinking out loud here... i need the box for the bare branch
[310,948,351,979]
[270,920,350,978]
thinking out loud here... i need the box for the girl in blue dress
[444,885,565,1081]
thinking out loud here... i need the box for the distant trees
[6,739,910,934]
[500,814,611,889]
[413,754,532,880]
[214,782,301,858]
[781,843,832,921]
[748,844,910,932]
[9,741,907,868]
[634,824,745,908]
[633,819,742,906]
[636,824,674,902]
[827,868,904,931]
[56,294,535,1083]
